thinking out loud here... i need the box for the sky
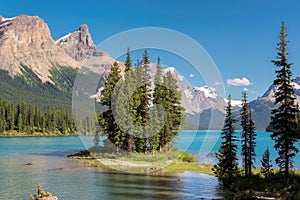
[1,0,300,100]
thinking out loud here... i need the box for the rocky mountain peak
[56,24,124,75]
[0,14,79,82]
[56,24,102,61]
[77,24,94,48]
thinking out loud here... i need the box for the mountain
[56,24,124,76]
[249,76,300,130]
[0,15,79,82]
[3,14,299,131]
[183,86,227,114]
[0,14,120,109]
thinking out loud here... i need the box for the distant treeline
[0,97,76,134]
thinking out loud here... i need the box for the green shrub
[177,152,198,163]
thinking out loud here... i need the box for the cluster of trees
[213,93,257,180]
[0,98,75,134]
[98,49,185,154]
[214,22,299,185]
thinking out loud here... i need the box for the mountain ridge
[1,14,300,130]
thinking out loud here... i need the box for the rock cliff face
[56,24,124,75]
[0,15,79,82]
[55,24,107,61]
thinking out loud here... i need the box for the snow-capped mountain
[182,86,226,114]
[261,76,300,103]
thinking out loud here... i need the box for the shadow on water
[90,171,223,200]
[29,149,83,157]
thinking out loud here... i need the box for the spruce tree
[247,109,256,176]
[125,47,132,72]
[261,147,273,178]
[153,57,165,151]
[213,95,238,181]
[138,50,152,153]
[240,91,256,176]
[162,71,185,151]
[123,47,135,153]
[270,21,299,179]
[241,91,250,176]
[98,62,125,153]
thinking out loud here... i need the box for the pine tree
[153,57,165,151]
[248,109,256,176]
[241,91,250,176]
[123,47,135,153]
[270,21,299,179]
[161,71,185,151]
[213,95,238,181]
[138,49,152,153]
[261,147,273,178]
[241,91,249,176]
[240,91,256,176]
[125,47,132,72]
[98,62,125,153]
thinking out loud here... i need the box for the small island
[68,149,213,175]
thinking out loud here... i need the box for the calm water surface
[2,131,295,200]
[0,132,224,200]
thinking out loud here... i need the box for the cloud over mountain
[227,77,253,86]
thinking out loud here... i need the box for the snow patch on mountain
[193,86,217,98]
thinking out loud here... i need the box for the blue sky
[1,0,300,100]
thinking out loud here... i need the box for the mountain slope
[0,15,79,82]
[0,67,74,109]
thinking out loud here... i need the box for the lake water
[1,130,298,200]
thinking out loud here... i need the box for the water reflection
[0,136,222,200]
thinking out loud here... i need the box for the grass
[72,157,117,171]
[68,148,215,175]
[164,162,214,175]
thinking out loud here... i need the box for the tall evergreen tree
[213,95,238,181]
[270,21,299,179]
[161,71,185,151]
[261,147,273,178]
[241,91,250,176]
[98,62,125,153]
[247,109,256,176]
[138,49,152,153]
[125,47,132,72]
[123,47,135,153]
[153,57,165,151]
[240,91,256,176]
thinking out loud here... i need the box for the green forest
[0,97,76,135]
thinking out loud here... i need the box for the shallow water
[0,135,223,200]
[2,130,293,199]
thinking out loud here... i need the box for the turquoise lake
[0,130,299,199]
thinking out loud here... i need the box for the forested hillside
[0,97,76,135]
[0,66,77,109]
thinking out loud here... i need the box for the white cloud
[227,77,253,86]
[213,81,222,86]
[243,88,249,91]
[189,73,194,78]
